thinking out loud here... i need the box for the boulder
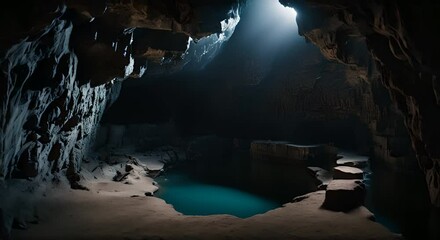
[333,166,363,180]
[322,179,366,211]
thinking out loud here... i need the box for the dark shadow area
[365,165,440,239]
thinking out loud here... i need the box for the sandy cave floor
[12,179,399,240]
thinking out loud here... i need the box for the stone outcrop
[281,0,440,206]
[322,179,366,211]
[250,141,337,168]
[336,152,369,168]
[333,166,364,180]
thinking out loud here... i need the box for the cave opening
[2,0,440,240]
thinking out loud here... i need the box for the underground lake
[156,169,280,218]
[153,147,440,240]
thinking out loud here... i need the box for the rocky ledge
[281,0,440,207]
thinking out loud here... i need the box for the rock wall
[270,45,414,168]
[281,0,440,206]
[0,8,123,186]
[0,0,240,187]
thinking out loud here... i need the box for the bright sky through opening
[275,4,297,21]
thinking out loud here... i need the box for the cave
[1,0,440,239]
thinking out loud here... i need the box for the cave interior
[1,0,440,239]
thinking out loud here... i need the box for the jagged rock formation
[1,0,437,217]
[0,0,239,187]
[0,6,123,187]
[281,0,440,206]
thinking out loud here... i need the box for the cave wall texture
[0,0,240,187]
[103,36,414,168]
[99,0,415,176]
[0,0,439,209]
[281,0,440,206]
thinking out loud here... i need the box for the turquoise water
[156,172,280,218]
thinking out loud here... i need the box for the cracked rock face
[281,0,440,206]
[0,11,120,184]
[0,0,240,187]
